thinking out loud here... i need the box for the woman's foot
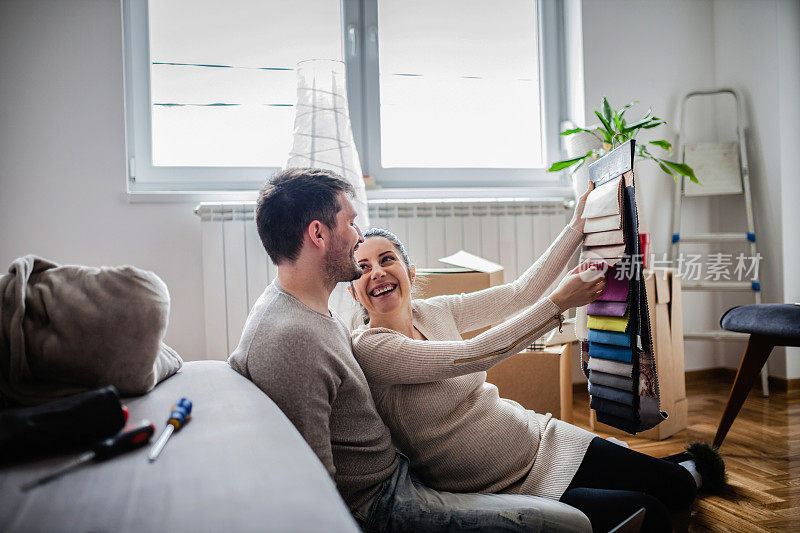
[662,442,726,494]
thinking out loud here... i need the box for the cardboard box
[590,268,687,440]
[416,268,503,300]
[416,251,504,339]
[486,343,574,423]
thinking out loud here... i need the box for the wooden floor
[571,376,800,532]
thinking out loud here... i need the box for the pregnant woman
[349,186,718,532]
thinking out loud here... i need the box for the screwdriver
[21,419,155,491]
[147,398,192,463]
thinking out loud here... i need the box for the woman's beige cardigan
[351,225,597,500]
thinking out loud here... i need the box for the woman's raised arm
[427,183,594,334]
[352,296,564,386]
[430,224,583,334]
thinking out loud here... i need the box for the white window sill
[127,189,260,204]
[366,186,575,203]
[129,186,576,205]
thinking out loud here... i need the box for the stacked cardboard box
[415,251,504,339]
[486,344,573,423]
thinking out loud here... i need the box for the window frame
[122,0,570,194]
[346,0,567,189]
[122,0,298,192]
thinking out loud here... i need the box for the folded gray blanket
[0,256,182,407]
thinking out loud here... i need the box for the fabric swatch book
[575,140,667,434]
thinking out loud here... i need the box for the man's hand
[569,181,595,234]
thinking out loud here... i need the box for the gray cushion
[0,255,183,407]
[720,304,800,345]
[0,361,359,532]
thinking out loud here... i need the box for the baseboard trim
[684,368,800,392]
[574,368,800,394]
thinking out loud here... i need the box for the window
[123,0,568,192]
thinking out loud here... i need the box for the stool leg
[714,335,774,448]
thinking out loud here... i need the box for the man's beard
[324,234,362,284]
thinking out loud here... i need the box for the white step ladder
[669,87,768,396]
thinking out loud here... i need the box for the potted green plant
[549,97,699,194]
[550,97,700,268]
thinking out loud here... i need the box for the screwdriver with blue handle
[21,419,156,491]
[148,398,192,462]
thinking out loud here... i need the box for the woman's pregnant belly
[382,374,542,493]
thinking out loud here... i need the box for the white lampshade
[286,59,369,229]
[564,130,603,200]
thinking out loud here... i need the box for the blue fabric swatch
[588,328,631,348]
[588,342,633,363]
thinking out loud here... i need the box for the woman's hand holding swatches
[548,261,607,313]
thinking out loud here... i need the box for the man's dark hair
[256,168,354,264]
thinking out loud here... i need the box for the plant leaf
[661,160,700,183]
[570,158,586,175]
[658,160,679,182]
[602,97,613,126]
[641,120,665,129]
[594,110,614,141]
[618,101,637,119]
[657,160,674,174]
[547,152,591,172]
[622,115,657,133]
[560,127,589,136]
[649,140,672,151]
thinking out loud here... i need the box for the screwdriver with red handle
[20,419,156,491]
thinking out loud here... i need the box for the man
[228,168,590,532]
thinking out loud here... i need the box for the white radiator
[195,198,572,360]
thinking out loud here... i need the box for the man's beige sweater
[228,279,397,509]
[352,225,597,501]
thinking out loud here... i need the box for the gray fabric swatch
[589,383,635,405]
[587,357,633,377]
[590,396,637,422]
[588,370,634,392]
[639,395,668,428]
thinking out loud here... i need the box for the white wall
[776,0,800,376]
[711,0,786,375]
[581,0,799,378]
[0,1,207,361]
[712,0,800,378]
[581,0,724,372]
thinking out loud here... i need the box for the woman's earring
[347,285,359,302]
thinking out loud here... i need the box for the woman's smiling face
[352,236,414,319]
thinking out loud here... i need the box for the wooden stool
[714,303,800,448]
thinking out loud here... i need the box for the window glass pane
[148,0,342,167]
[377,0,542,169]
